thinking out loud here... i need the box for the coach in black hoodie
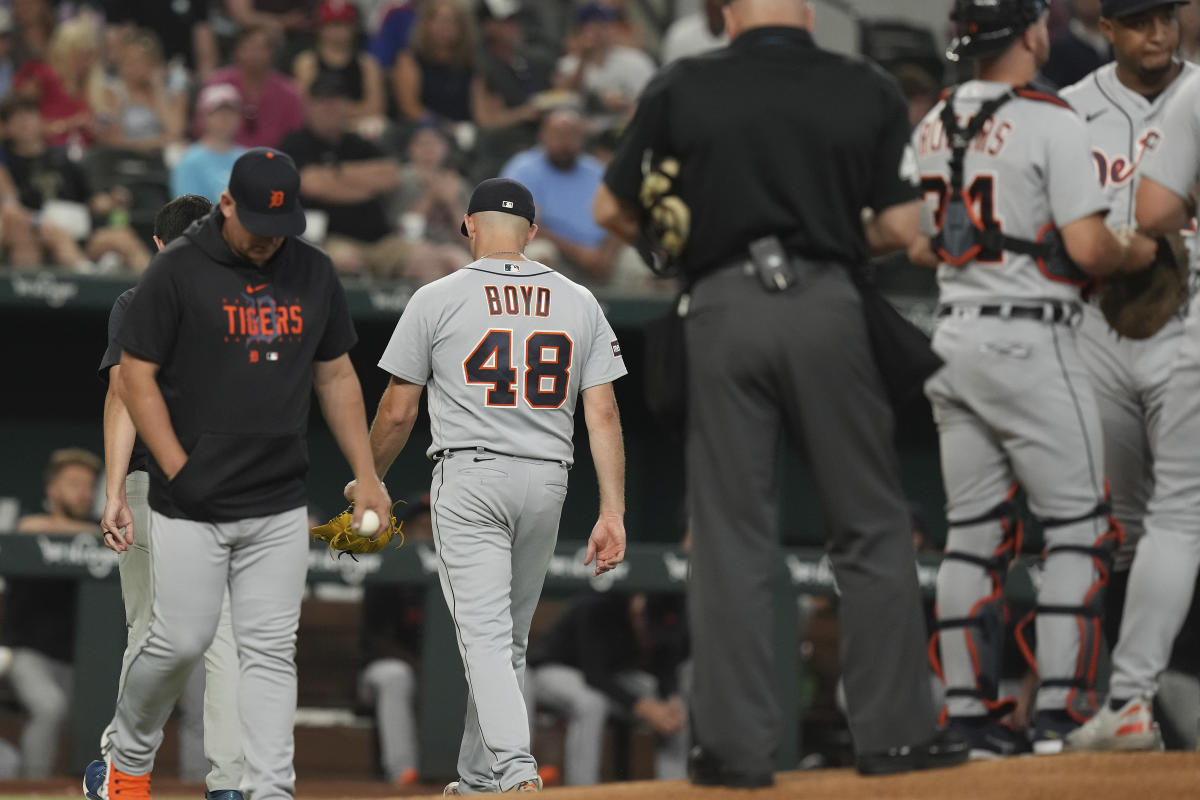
[98,148,392,800]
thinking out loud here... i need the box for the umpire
[595,0,966,784]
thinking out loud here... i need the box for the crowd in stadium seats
[0,0,743,292]
[3,0,1192,290]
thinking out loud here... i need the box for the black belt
[936,302,1078,324]
[438,447,567,466]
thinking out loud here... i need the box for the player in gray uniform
[912,0,1158,759]
[1069,38,1200,752]
[92,195,244,800]
[351,178,628,794]
[1062,0,1195,661]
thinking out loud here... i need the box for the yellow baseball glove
[310,501,405,557]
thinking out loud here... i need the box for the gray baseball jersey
[379,258,627,463]
[1062,62,1199,268]
[913,80,1109,304]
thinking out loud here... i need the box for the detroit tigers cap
[460,178,537,236]
[227,148,307,238]
[1102,0,1188,18]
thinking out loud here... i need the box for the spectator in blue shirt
[501,108,623,282]
[368,0,417,70]
[170,83,246,203]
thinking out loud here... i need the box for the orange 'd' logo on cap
[269,190,285,209]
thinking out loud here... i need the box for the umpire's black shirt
[604,26,918,280]
[118,209,357,522]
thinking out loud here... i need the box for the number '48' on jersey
[377,258,628,464]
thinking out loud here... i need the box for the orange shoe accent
[107,766,151,800]
[1120,704,1146,718]
[1115,722,1146,737]
[397,768,420,785]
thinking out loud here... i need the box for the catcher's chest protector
[935,88,1087,286]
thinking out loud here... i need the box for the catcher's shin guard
[1016,500,1124,721]
[933,490,1023,718]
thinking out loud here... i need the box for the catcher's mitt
[1098,232,1188,340]
[311,502,404,557]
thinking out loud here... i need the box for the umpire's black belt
[437,447,569,467]
[936,301,1080,325]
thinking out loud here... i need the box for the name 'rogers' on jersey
[913,81,1110,305]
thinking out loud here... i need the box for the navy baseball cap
[460,178,536,236]
[1102,0,1188,18]
[228,148,306,238]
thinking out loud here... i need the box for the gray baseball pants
[429,451,567,793]
[358,658,419,782]
[8,647,72,777]
[928,311,1109,717]
[525,663,689,784]
[685,265,937,768]
[116,470,243,791]
[103,505,309,799]
[1076,304,1180,572]
[1111,298,1200,700]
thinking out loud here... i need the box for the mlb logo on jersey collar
[504,263,521,272]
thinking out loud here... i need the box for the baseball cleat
[82,759,106,800]
[947,715,1030,760]
[204,792,244,800]
[1066,695,1164,752]
[443,782,461,795]
[1031,709,1079,754]
[84,758,151,800]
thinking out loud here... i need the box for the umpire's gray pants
[429,452,566,793]
[685,265,936,770]
[117,470,243,790]
[103,506,309,800]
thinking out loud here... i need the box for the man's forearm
[369,412,416,479]
[588,412,625,516]
[864,201,919,257]
[315,373,379,484]
[120,364,187,478]
[367,379,424,479]
[103,378,137,499]
[594,184,640,244]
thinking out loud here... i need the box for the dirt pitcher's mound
[402,752,1200,800]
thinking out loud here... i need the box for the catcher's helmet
[947,0,1051,62]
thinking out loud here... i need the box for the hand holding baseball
[351,478,391,541]
[357,509,380,536]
